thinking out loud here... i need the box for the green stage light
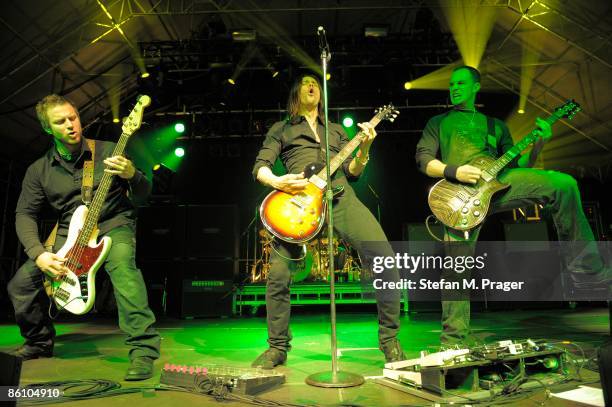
[174,123,185,133]
[174,147,185,157]
[342,116,354,127]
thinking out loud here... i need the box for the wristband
[443,164,459,181]
[356,150,369,166]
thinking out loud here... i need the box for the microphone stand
[241,205,258,280]
[305,27,364,389]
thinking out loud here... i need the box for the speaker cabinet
[137,205,186,259]
[142,259,236,318]
[180,278,234,318]
[503,221,549,242]
[0,351,21,407]
[599,341,612,407]
[184,205,238,259]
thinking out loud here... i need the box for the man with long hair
[416,65,610,345]
[8,94,160,380]
[251,74,405,368]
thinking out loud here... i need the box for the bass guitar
[47,95,151,315]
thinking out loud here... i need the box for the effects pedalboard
[160,363,285,395]
[378,339,566,402]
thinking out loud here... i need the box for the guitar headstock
[122,95,151,136]
[375,104,400,123]
[554,99,581,121]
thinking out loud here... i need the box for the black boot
[251,348,287,369]
[124,357,154,381]
[381,339,406,363]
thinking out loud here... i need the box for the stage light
[342,116,354,128]
[440,3,499,68]
[141,72,150,79]
[151,163,175,196]
[405,62,461,90]
[228,78,236,85]
[231,29,257,42]
[326,73,331,80]
[112,118,120,123]
[519,36,540,118]
[174,147,185,157]
[174,123,185,133]
[364,25,389,38]
[404,81,413,90]
[518,109,525,114]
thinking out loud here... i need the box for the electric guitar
[47,95,151,315]
[428,100,581,232]
[260,105,399,243]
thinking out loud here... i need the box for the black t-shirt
[415,110,515,173]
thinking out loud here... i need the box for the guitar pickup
[289,198,305,209]
[480,171,494,182]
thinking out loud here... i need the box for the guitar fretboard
[484,113,561,177]
[315,115,383,181]
[77,134,131,245]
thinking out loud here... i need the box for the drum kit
[250,229,364,283]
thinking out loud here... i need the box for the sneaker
[251,348,287,369]
[570,267,612,290]
[11,345,53,361]
[381,339,406,363]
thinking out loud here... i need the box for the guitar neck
[78,133,131,245]
[485,113,560,177]
[316,116,382,181]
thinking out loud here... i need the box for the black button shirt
[252,116,358,188]
[15,139,151,260]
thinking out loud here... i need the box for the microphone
[317,26,330,54]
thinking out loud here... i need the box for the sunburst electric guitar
[260,105,399,243]
[428,100,581,232]
[46,95,151,315]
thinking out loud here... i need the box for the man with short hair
[416,66,609,345]
[8,94,160,381]
[252,74,405,368]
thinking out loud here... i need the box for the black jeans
[264,191,401,352]
[8,225,161,361]
[441,168,603,344]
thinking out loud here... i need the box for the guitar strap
[81,138,96,205]
[43,139,96,251]
[486,116,498,157]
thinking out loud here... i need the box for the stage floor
[0,306,608,406]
